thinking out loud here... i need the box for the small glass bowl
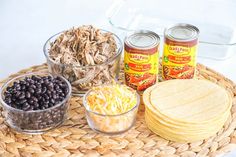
[43,29,123,96]
[0,72,71,134]
[83,85,140,135]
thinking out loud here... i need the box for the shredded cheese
[86,84,137,115]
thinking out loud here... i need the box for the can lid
[165,24,199,41]
[125,30,160,49]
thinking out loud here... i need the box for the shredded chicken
[48,25,120,94]
[49,25,117,66]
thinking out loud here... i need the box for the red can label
[124,44,159,91]
[162,38,198,80]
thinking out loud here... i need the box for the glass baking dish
[107,0,236,60]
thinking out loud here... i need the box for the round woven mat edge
[0,63,236,157]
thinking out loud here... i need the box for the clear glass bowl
[0,72,71,134]
[83,85,140,135]
[43,30,123,96]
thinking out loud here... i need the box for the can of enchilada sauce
[124,30,160,91]
[162,23,199,80]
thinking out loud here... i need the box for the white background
[0,0,236,82]
[0,0,236,156]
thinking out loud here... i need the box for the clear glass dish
[107,0,236,60]
[44,30,123,96]
[0,72,71,134]
[83,85,140,135]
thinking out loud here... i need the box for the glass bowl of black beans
[0,72,71,134]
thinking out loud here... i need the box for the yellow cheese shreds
[86,84,137,115]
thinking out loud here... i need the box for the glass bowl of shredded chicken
[43,25,123,95]
[83,84,140,135]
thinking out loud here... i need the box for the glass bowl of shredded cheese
[83,84,140,134]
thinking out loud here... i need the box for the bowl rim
[43,29,123,68]
[0,71,72,113]
[83,84,140,117]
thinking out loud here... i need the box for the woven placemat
[0,63,236,157]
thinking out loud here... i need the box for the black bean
[5,95,12,101]
[52,94,57,99]
[61,97,65,101]
[19,99,27,104]
[43,100,49,105]
[29,106,34,111]
[63,88,69,94]
[50,99,55,104]
[6,86,11,91]
[41,87,47,94]
[49,103,54,107]
[15,101,20,105]
[36,83,42,88]
[54,84,60,90]
[7,87,14,93]
[22,103,31,111]
[60,83,67,89]
[39,79,44,84]
[33,102,39,109]
[18,93,25,99]
[44,79,49,85]
[19,80,26,85]
[11,104,18,109]
[16,86,21,91]
[31,75,36,80]
[58,89,63,94]
[3,75,69,131]
[28,99,34,104]
[41,97,46,103]
[29,79,35,84]
[25,77,30,81]
[4,91,10,96]
[31,96,38,102]
[21,85,26,90]
[12,89,18,95]
[25,91,31,98]
[13,82,19,87]
[30,84,36,89]
[12,96,17,101]
[25,82,30,87]
[47,82,54,91]
[15,91,21,97]
[35,88,41,94]
[5,98,12,104]
[51,90,57,95]
[43,94,49,100]
[44,104,49,109]
[46,89,51,94]
[37,95,42,101]
[32,75,40,81]
[28,88,35,94]
[41,106,46,110]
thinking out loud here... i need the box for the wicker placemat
[0,63,236,157]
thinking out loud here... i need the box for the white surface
[0,0,113,79]
[0,0,236,156]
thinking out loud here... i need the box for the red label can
[162,23,199,80]
[124,30,160,91]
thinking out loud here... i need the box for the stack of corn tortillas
[143,79,232,142]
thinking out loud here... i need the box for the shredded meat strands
[49,25,117,66]
[48,25,120,94]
